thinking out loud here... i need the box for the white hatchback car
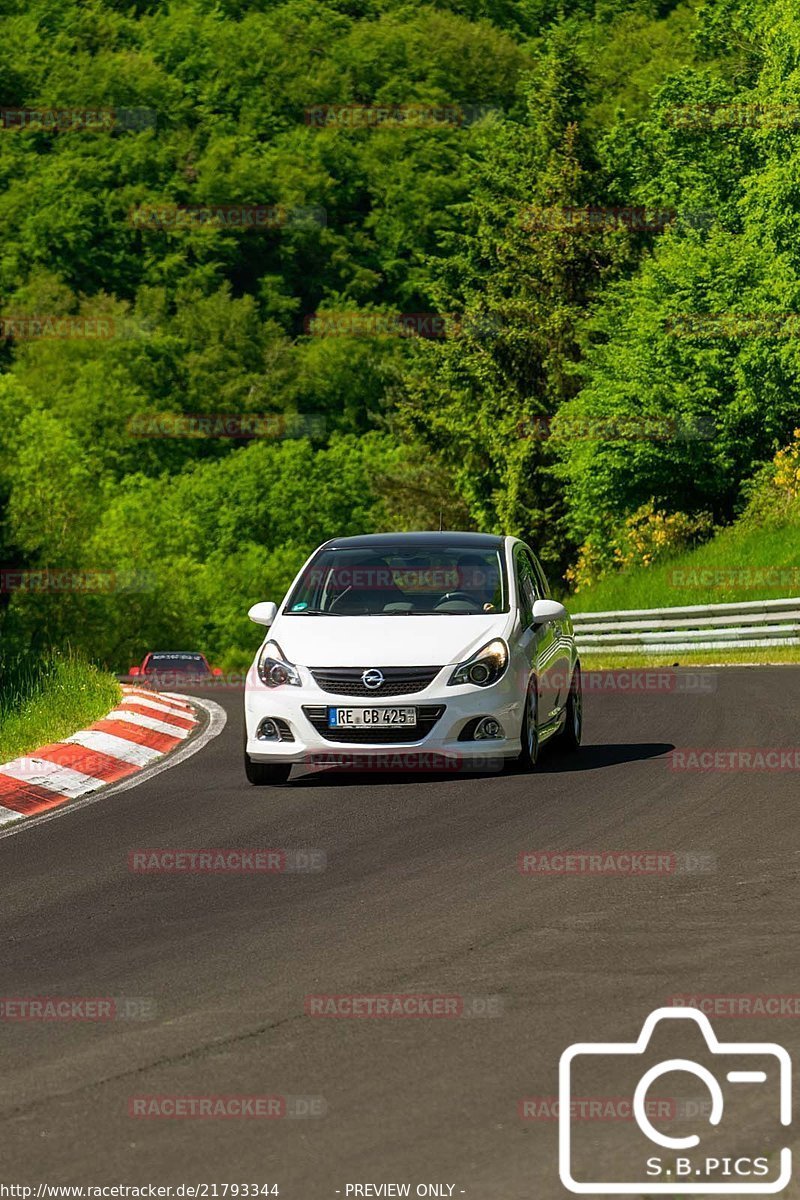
[243,532,581,784]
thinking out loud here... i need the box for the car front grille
[309,666,443,697]
[302,705,445,743]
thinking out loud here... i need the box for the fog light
[475,717,503,740]
[256,718,281,741]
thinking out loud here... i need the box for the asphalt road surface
[1,667,799,1197]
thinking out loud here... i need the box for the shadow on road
[290,767,504,787]
[289,741,675,786]
[532,741,675,772]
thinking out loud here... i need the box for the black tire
[244,754,292,786]
[517,677,540,771]
[553,662,583,752]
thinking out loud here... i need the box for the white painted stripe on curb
[119,695,192,717]
[65,729,162,766]
[124,689,192,711]
[0,697,227,840]
[0,759,102,798]
[0,804,25,827]
[104,709,191,738]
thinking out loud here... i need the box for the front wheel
[244,754,292,786]
[553,662,582,752]
[517,678,540,771]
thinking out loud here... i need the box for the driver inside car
[328,557,406,614]
[455,554,500,612]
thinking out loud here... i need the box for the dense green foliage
[1,0,799,666]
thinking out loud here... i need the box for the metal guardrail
[571,596,800,654]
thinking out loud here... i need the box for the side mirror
[248,601,278,626]
[129,665,141,676]
[212,667,223,677]
[532,598,567,625]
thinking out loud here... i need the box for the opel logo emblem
[362,668,384,690]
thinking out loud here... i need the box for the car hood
[270,613,513,668]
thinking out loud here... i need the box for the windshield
[284,544,509,616]
[144,653,210,674]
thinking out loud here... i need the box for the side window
[515,549,538,628]
[524,551,544,601]
[528,551,550,599]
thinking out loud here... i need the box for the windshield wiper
[381,609,450,615]
[285,608,344,616]
[285,607,474,616]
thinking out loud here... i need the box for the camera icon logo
[559,1006,792,1193]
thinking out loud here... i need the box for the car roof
[322,532,505,551]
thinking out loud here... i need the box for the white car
[243,532,581,784]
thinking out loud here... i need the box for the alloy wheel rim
[527,688,537,758]
[573,683,582,739]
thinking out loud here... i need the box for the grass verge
[566,512,800,667]
[580,646,800,669]
[568,517,800,612]
[0,651,121,763]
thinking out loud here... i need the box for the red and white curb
[0,687,207,828]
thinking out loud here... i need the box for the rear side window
[528,551,551,599]
[515,548,540,627]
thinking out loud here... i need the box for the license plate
[328,706,417,728]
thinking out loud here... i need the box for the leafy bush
[739,429,800,527]
[566,500,713,591]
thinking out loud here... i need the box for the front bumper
[244,667,524,766]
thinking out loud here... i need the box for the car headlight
[448,639,508,687]
[257,640,301,687]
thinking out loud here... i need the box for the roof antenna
[438,507,444,531]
